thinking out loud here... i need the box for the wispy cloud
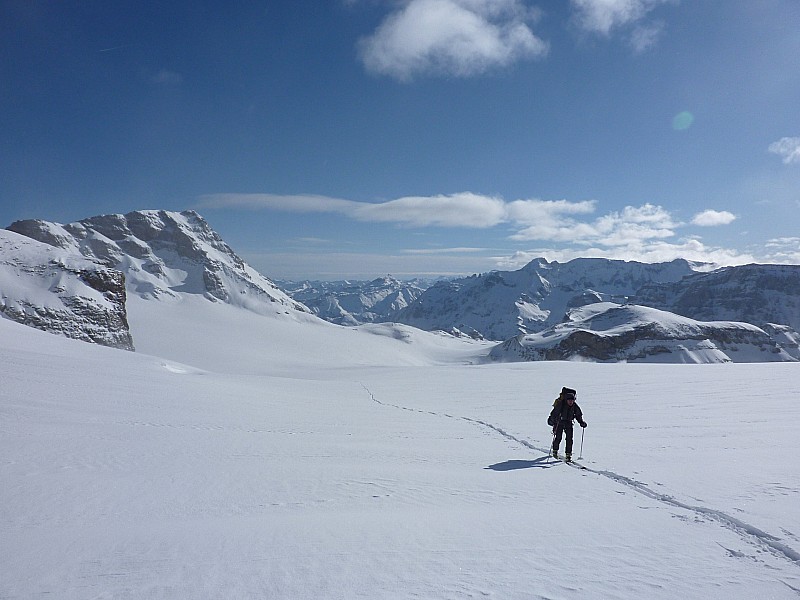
[403,247,487,254]
[764,237,800,263]
[690,209,736,227]
[151,69,183,85]
[197,192,508,228]
[357,0,548,81]
[570,0,674,52]
[768,137,800,164]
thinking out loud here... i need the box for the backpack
[548,387,577,426]
[554,386,576,406]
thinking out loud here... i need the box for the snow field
[2,310,800,598]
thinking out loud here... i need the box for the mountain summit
[8,210,308,315]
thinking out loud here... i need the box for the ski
[552,456,587,469]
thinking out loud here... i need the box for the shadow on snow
[486,456,553,471]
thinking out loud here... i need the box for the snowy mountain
[3,209,488,368]
[0,229,133,349]
[5,211,799,366]
[394,258,702,340]
[634,263,800,332]
[278,276,430,325]
[489,302,798,364]
[7,210,308,316]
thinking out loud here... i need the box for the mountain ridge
[8,210,309,315]
[4,209,799,364]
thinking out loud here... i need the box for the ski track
[360,383,800,571]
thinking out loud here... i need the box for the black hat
[561,387,576,400]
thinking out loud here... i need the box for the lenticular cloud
[358,0,548,81]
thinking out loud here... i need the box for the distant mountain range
[276,276,432,326]
[391,258,703,340]
[3,210,799,363]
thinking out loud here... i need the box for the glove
[580,421,587,428]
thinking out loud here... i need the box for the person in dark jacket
[548,387,587,462]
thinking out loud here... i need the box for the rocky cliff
[0,229,134,350]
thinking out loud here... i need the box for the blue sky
[2,0,799,280]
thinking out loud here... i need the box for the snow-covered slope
[0,229,133,349]
[278,276,429,325]
[3,311,800,599]
[489,303,797,363]
[125,292,491,376]
[395,258,700,340]
[8,210,308,315]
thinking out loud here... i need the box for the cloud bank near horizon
[196,191,761,270]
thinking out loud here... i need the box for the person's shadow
[485,456,553,471]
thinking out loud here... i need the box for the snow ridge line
[359,383,800,568]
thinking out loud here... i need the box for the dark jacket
[548,399,584,428]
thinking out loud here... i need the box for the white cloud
[199,191,800,276]
[691,210,736,227]
[505,198,596,241]
[509,202,679,247]
[352,193,507,227]
[357,0,548,81]
[197,194,678,250]
[197,192,508,228]
[763,237,800,263]
[629,21,664,53]
[570,0,673,51]
[495,238,757,271]
[199,192,602,233]
[768,137,800,164]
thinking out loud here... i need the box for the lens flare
[672,111,694,131]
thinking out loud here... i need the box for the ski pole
[579,427,585,459]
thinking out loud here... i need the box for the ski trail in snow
[596,470,800,565]
[360,383,800,569]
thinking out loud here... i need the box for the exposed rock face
[635,264,800,332]
[8,210,308,315]
[489,303,797,364]
[0,230,134,350]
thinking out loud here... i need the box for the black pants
[552,421,574,455]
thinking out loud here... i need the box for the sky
[2,0,799,280]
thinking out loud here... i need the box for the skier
[548,387,587,462]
